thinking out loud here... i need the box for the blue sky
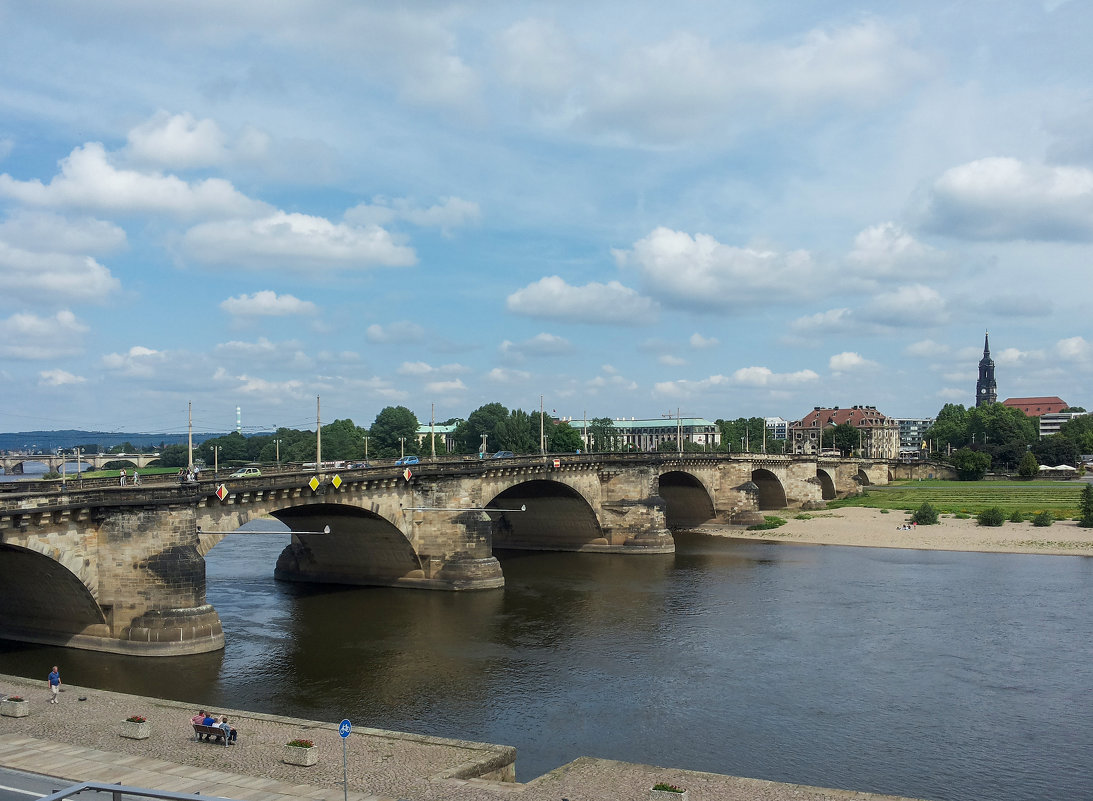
[1,1,1091,435]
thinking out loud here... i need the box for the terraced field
[831,480,1087,517]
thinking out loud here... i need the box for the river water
[1,527,1091,801]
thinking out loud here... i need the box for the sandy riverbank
[694,506,1093,556]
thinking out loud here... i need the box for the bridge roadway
[0,452,891,657]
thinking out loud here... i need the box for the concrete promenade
[0,673,923,801]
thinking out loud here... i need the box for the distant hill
[0,430,233,452]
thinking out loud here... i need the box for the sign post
[339,718,351,801]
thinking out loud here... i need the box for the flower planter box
[283,744,318,766]
[1,699,28,718]
[120,720,149,739]
[650,788,688,801]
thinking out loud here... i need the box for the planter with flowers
[1,697,28,718]
[283,739,318,766]
[120,715,149,739]
[650,783,688,801]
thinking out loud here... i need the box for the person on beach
[191,709,205,725]
[47,666,60,703]
[219,715,237,743]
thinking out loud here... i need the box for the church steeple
[976,331,997,406]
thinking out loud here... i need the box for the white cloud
[1056,336,1092,362]
[499,333,573,360]
[0,310,88,359]
[791,308,854,334]
[506,275,657,324]
[995,347,1044,366]
[498,18,926,143]
[425,378,467,394]
[0,211,126,254]
[101,345,165,376]
[615,227,814,310]
[345,196,481,234]
[659,355,687,366]
[652,374,730,398]
[486,367,531,383]
[183,211,416,271]
[396,361,467,377]
[0,142,263,217]
[919,157,1093,241]
[829,351,877,372]
[689,333,719,349]
[0,240,120,305]
[730,366,819,387]
[38,368,86,386]
[366,321,426,344]
[220,291,317,317]
[905,339,950,357]
[126,111,228,168]
[848,222,949,278]
[862,284,948,326]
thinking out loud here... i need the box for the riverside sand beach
[2,510,1090,801]
[696,505,1093,556]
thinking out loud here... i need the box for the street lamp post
[274,439,282,465]
[363,436,369,463]
[214,446,220,476]
[399,437,406,459]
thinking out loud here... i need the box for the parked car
[492,451,515,459]
[348,461,370,469]
[229,466,261,478]
[394,456,420,465]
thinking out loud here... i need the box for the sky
[1,1,1091,436]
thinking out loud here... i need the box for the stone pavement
[0,674,924,801]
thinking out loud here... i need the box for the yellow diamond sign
[331,474,342,489]
[308,476,320,491]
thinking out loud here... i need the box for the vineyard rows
[834,481,1086,516]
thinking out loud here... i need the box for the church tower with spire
[975,332,997,406]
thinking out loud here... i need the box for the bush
[911,503,939,525]
[1031,511,1054,527]
[953,512,971,519]
[977,507,1005,527]
[747,516,787,531]
[1008,510,1025,523]
[286,739,314,748]
[879,508,890,514]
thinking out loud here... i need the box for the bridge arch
[657,470,715,529]
[270,503,424,586]
[816,468,837,500]
[856,468,872,486]
[751,468,788,510]
[0,544,106,639]
[486,479,604,550]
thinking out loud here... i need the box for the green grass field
[830,480,1086,518]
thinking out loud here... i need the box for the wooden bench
[192,723,229,745]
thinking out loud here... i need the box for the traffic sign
[403,468,412,481]
[552,459,560,468]
[215,484,228,501]
[308,476,320,491]
[331,474,342,489]
[339,719,352,738]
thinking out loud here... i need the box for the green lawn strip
[829,481,1083,517]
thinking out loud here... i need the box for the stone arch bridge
[0,453,887,656]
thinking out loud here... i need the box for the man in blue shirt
[47,666,60,704]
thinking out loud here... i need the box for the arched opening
[856,469,872,486]
[750,469,788,510]
[816,469,836,500]
[487,480,604,550]
[0,545,105,640]
[272,503,423,586]
[658,471,715,529]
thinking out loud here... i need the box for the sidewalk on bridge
[0,674,924,801]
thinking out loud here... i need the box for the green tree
[454,403,509,453]
[926,403,969,451]
[549,422,583,453]
[716,417,768,453]
[1017,450,1039,479]
[1031,435,1080,467]
[1079,484,1093,528]
[370,406,420,458]
[1058,414,1093,453]
[587,417,620,452]
[911,502,939,525]
[318,419,366,460]
[950,447,991,480]
[495,409,538,454]
[822,422,859,455]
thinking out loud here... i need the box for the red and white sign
[403,468,413,481]
[215,484,228,501]
[553,459,561,468]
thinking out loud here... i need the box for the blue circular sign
[339,719,352,738]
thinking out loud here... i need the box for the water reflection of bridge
[0,452,894,657]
